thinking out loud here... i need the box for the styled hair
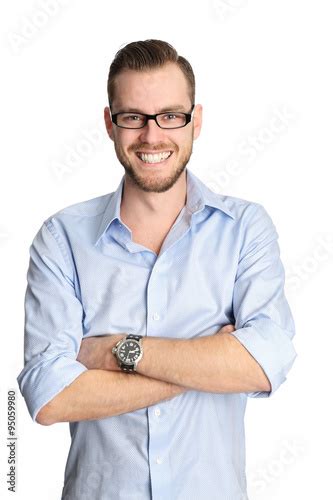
[107,39,195,108]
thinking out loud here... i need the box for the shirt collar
[94,169,235,245]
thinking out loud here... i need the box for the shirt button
[154,408,161,417]
[152,312,160,321]
[156,456,163,465]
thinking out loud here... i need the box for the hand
[217,324,236,334]
[77,334,125,371]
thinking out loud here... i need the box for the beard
[113,132,194,193]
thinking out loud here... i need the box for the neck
[120,171,187,226]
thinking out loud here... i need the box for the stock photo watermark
[0,226,11,247]
[205,104,297,193]
[285,232,333,295]
[6,0,73,55]
[6,390,18,493]
[212,0,248,23]
[50,118,109,182]
[248,436,306,495]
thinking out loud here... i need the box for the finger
[219,324,236,334]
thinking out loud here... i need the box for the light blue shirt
[17,168,296,500]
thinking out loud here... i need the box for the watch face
[118,340,141,365]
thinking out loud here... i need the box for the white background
[1,1,332,498]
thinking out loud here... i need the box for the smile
[136,151,173,164]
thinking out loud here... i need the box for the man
[17,39,296,500]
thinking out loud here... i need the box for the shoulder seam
[44,220,73,277]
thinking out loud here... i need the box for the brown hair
[107,39,195,108]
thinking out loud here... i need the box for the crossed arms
[36,324,271,425]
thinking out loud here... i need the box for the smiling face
[105,62,202,193]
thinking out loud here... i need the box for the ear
[193,104,203,140]
[104,106,114,141]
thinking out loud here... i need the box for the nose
[138,118,166,144]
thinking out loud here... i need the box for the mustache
[130,143,177,152]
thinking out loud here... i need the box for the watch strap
[126,334,142,342]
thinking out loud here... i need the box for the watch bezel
[113,337,143,369]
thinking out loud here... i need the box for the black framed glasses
[111,104,195,129]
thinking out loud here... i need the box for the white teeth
[137,151,172,164]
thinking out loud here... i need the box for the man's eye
[126,115,141,121]
[162,113,183,121]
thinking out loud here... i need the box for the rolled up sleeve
[231,204,297,398]
[17,220,88,422]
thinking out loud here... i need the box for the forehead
[112,63,191,111]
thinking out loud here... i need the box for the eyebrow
[116,105,188,114]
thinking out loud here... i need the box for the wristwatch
[112,334,144,373]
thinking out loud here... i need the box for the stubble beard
[113,134,194,193]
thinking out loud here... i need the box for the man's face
[105,62,202,193]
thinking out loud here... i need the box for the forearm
[36,369,188,425]
[76,328,271,397]
[138,332,271,393]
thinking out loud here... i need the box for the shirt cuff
[17,353,88,422]
[230,321,297,398]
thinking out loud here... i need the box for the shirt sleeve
[17,220,88,422]
[231,203,297,398]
